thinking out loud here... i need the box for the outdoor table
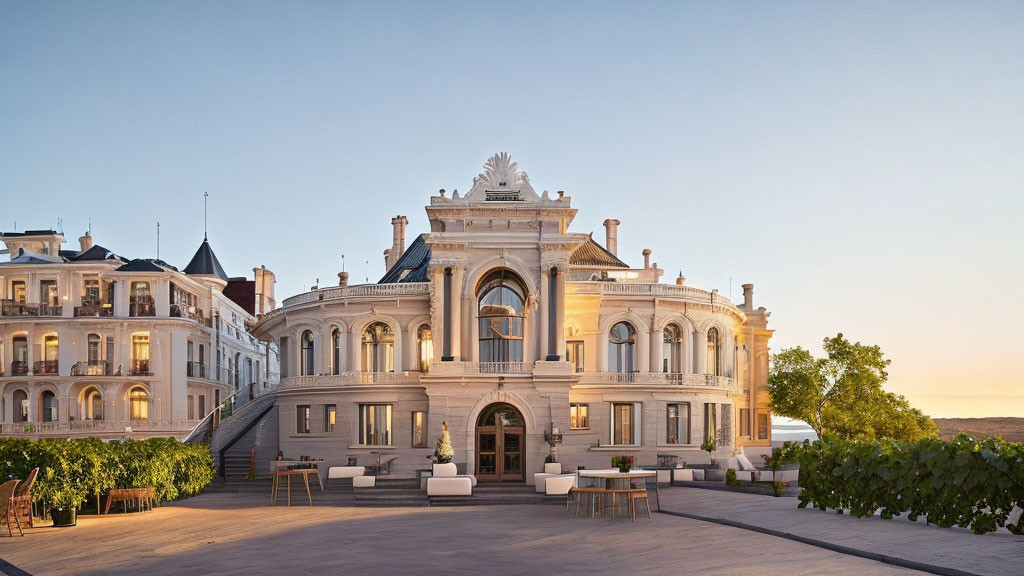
[270,460,325,501]
[576,471,657,518]
[272,469,318,506]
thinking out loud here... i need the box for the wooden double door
[475,403,525,482]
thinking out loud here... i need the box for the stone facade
[256,153,773,481]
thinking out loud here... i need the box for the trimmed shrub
[795,433,1024,534]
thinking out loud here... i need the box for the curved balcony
[279,372,420,390]
[579,372,739,391]
[0,419,199,436]
[280,282,431,308]
[568,281,741,314]
[427,361,533,376]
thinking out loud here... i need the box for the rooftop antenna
[341,254,345,273]
[88,218,92,236]
[203,191,209,240]
[365,259,369,283]
[157,222,161,260]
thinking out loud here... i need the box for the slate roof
[70,244,123,262]
[116,259,177,273]
[1,248,65,265]
[379,234,431,284]
[0,229,61,238]
[570,234,628,268]
[183,239,228,281]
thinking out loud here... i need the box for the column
[597,328,609,372]
[156,279,170,317]
[404,325,417,372]
[320,328,332,374]
[637,326,651,372]
[695,329,707,375]
[348,327,361,372]
[649,327,662,373]
[57,328,73,377]
[114,279,128,317]
[538,268,549,360]
[450,266,463,361]
[26,326,35,375]
[554,267,567,361]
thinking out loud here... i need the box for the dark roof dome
[183,239,228,281]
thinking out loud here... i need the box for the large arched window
[331,328,342,375]
[12,336,28,375]
[83,387,103,421]
[417,324,433,372]
[41,334,58,374]
[663,324,683,373]
[41,390,57,422]
[477,270,526,363]
[361,322,395,373]
[608,322,636,373]
[129,386,149,420]
[707,327,721,376]
[300,330,315,376]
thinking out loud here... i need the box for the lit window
[132,334,150,376]
[324,405,336,433]
[663,324,683,373]
[610,402,640,445]
[608,323,636,373]
[361,323,395,373]
[129,387,149,420]
[757,412,769,440]
[477,270,526,363]
[412,411,427,447]
[296,405,310,434]
[417,325,433,372]
[569,403,589,429]
[359,404,393,446]
[566,341,584,373]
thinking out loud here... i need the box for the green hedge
[0,438,215,512]
[794,434,1024,534]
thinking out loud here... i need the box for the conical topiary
[434,421,454,464]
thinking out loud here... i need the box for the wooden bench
[103,488,155,514]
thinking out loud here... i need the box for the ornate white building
[252,153,773,482]
[0,229,279,440]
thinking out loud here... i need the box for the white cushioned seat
[734,470,753,482]
[328,466,366,479]
[544,462,561,474]
[673,469,694,482]
[544,474,576,495]
[427,476,472,496]
[352,475,376,488]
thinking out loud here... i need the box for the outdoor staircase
[208,394,279,480]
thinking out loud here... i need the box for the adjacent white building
[0,229,279,439]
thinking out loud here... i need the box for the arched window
[130,281,154,316]
[12,336,28,375]
[361,322,395,373]
[477,270,526,363]
[417,324,433,372]
[707,327,721,376]
[663,324,683,373]
[41,390,57,422]
[87,333,102,374]
[12,389,28,422]
[300,330,315,376]
[83,387,103,421]
[331,328,342,375]
[41,334,58,374]
[129,387,149,420]
[245,358,253,385]
[608,322,636,373]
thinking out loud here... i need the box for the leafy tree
[768,333,937,442]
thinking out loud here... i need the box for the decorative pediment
[463,153,540,202]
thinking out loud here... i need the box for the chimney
[388,215,408,269]
[642,249,652,269]
[603,219,620,256]
[253,265,277,317]
[676,272,686,286]
[338,271,349,287]
[79,231,93,252]
[742,284,754,309]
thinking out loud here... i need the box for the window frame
[666,402,690,444]
[358,403,393,446]
[411,410,427,448]
[569,402,589,430]
[610,402,641,445]
[324,404,336,433]
[566,340,585,373]
[296,405,311,434]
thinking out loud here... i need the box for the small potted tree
[37,440,91,527]
[433,421,454,464]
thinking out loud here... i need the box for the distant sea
[772,422,818,445]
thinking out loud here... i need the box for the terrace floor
[0,485,1020,576]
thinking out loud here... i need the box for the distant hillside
[933,418,1024,442]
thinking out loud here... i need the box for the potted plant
[700,436,717,466]
[37,440,91,527]
[612,455,632,473]
[433,421,454,464]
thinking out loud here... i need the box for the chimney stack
[253,265,277,317]
[79,231,93,252]
[676,272,686,286]
[742,284,754,309]
[603,219,620,256]
[642,249,652,269]
[338,271,349,287]
[388,215,408,269]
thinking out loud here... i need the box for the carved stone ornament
[475,152,530,187]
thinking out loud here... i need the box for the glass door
[475,403,526,482]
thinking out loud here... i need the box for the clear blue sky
[2,1,1022,417]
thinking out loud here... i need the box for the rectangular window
[666,402,690,444]
[739,408,751,437]
[720,403,732,445]
[569,403,589,429]
[704,403,718,444]
[198,395,206,417]
[359,404,392,446]
[757,412,769,440]
[566,341,584,373]
[411,411,427,447]
[610,402,640,445]
[324,405,336,433]
[296,405,310,434]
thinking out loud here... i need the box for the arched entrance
[475,402,525,482]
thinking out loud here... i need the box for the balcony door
[475,403,525,483]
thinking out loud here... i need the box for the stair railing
[182,389,245,444]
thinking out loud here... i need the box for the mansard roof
[183,238,228,281]
[570,234,628,268]
[1,248,64,265]
[70,244,123,262]
[379,234,431,284]
[116,258,178,273]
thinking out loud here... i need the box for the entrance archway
[475,402,525,482]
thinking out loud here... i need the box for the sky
[2,1,1022,418]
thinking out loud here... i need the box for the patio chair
[369,457,398,476]
[12,468,38,528]
[0,480,23,537]
[627,488,652,523]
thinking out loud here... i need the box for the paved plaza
[0,487,1021,576]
